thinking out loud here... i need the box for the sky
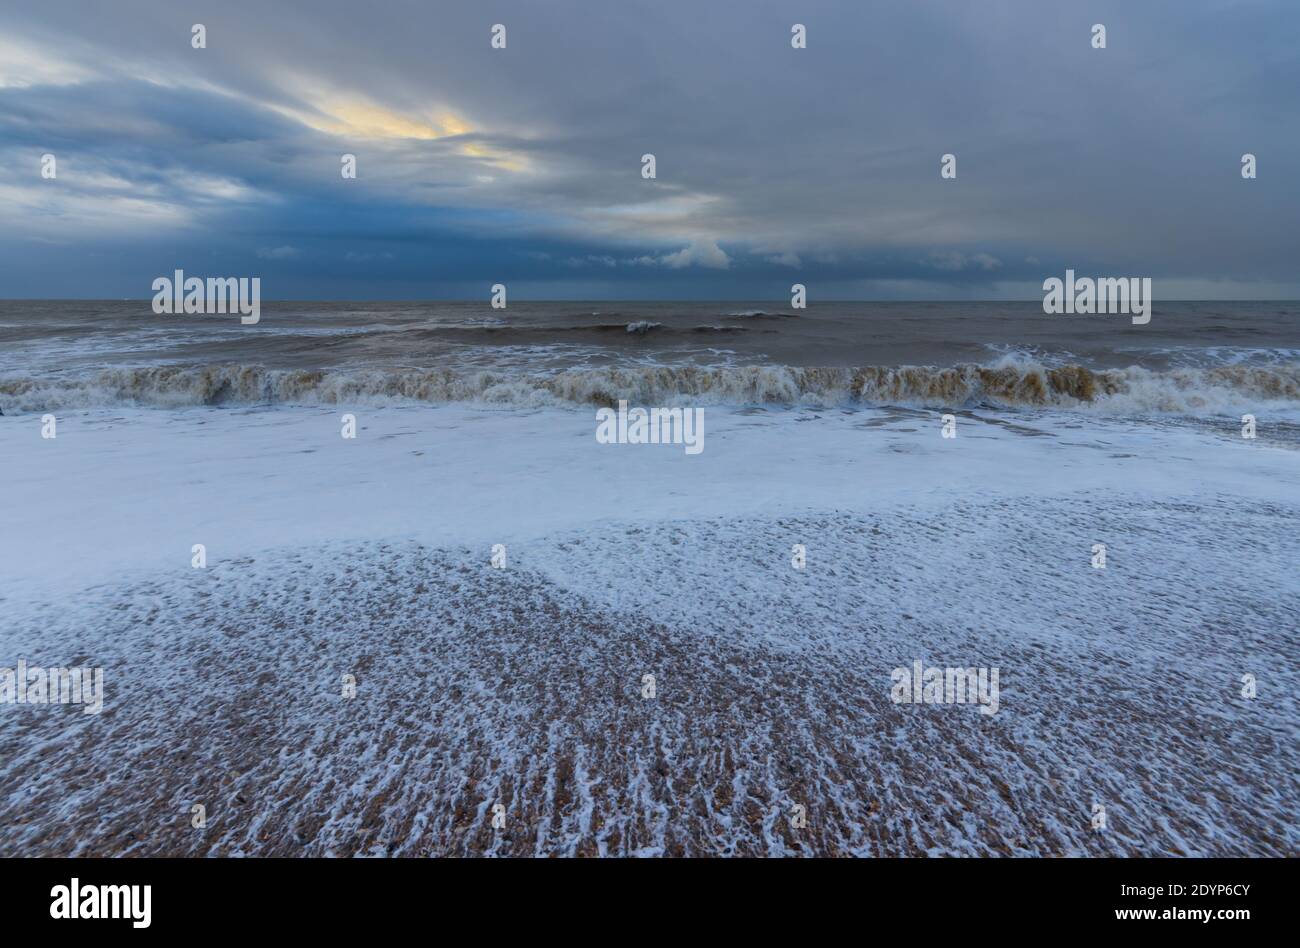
[1,0,1297,300]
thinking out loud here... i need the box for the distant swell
[722,310,799,320]
[3,358,1299,415]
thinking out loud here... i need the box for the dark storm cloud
[1,0,1296,298]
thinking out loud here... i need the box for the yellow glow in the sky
[279,99,527,171]
[298,101,462,140]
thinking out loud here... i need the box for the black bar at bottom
[0,856,1283,933]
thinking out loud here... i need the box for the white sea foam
[624,320,662,334]
[2,402,1295,606]
[0,404,1295,856]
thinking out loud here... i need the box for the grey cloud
[0,0,1297,297]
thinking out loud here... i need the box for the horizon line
[4,297,1300,305]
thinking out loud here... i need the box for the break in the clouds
[1,0,1297,299]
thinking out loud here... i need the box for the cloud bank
[1,0,1297,298]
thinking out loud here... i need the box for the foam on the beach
[0,404,1296,855]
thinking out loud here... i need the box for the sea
[1,300,1298,417]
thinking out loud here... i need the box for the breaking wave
[2,357,1298,415]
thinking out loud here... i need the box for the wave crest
[2,359,1298,415]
